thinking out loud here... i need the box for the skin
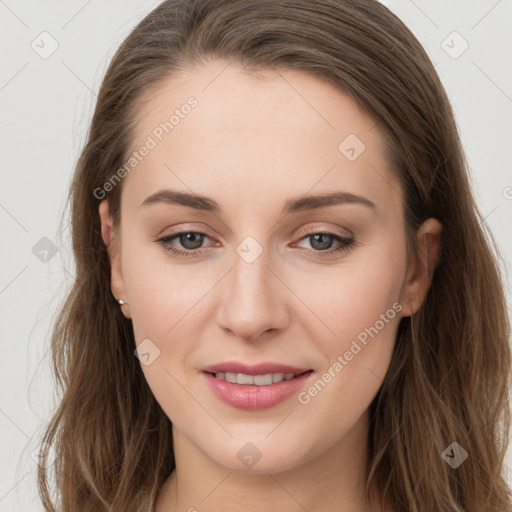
[99,59,441,512]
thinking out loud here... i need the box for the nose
[215,246,290,342]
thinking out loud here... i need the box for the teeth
[214,372,298,385]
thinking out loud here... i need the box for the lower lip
[202,371,313,410]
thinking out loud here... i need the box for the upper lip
[201,362,312,376]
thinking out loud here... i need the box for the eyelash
[156,229,355,259]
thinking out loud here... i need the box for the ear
[400,217,442,317]
[99,200,131,319]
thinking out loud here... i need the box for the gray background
[1,0,511,509]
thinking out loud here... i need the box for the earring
[118,299,128,306]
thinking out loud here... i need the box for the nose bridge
[216,235,288,340]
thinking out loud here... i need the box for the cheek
[120,244,211,425]
[290,240,406,401]
[293,239,406,344]
[123,226,407,353]
[121,238,215,342]
[118,224,407,463]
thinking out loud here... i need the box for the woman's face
[101,59,436,474]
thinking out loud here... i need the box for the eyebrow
[140,189,376,213]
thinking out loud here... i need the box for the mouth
[204,369,313,386]
[201,367,315,410]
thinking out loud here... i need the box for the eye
[156,229,356,259]
[156,231,214,258]
[293,231,355,257]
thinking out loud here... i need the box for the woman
[37,0,512,511]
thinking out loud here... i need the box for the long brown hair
[37,1,512,511]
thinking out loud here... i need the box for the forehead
[122,59,401,215]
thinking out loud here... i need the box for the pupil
[311,234,332,251]
[180,233,203,250]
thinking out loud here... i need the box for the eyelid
[156,223,214,237]
[293,223,353,239]
[157,223,352,243]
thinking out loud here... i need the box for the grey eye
[308,233,335,251]
[178,232,205,250]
